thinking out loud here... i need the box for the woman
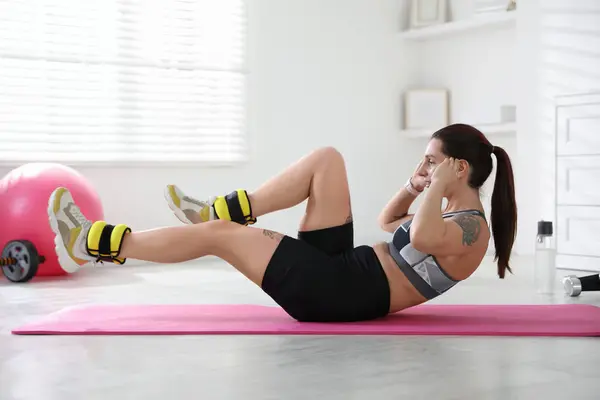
[48,123,517,322]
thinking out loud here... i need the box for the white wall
[0,0,417,247]
[418,21,517,126]
[513,0,541,256]
[515,0,600,259]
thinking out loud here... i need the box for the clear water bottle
[534,220,556,294]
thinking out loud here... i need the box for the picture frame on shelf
[474,0,516,14]
[404,89,449,130]
[409,0,447,29]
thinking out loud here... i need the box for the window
[0,0,246,165]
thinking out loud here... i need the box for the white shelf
[401,122,516,139]
[399,12,516,40]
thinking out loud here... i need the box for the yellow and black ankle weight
[86,221,131,264]
[213,189,256,225]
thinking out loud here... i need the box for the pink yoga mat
[11,303,600,337]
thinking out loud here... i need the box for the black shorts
[261,222,391,322]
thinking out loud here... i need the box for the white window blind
[0,0,246,164]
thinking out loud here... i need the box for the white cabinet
[557,156,600,206]
[555,93,600,272]
[556,206,600,257]
[556,102,600,156]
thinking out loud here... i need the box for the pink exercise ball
[0,163,104,278]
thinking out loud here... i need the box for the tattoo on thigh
[345,199,353,223]
[452,214,481,246]
[262,229,284,242]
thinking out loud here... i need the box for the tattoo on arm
[452,214,481,246]
[262,229,284,242]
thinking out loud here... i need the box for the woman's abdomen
[372,242,428,313]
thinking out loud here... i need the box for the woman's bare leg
[119,147,353,284]
[124,147,353,283]
[50,188,284,285]
[120,220,282,285]
[249,146,353,231]
[168,146,353,231]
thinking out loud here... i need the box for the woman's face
[417,138,445,177]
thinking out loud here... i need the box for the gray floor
[1,255,599,400]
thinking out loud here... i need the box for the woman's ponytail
[490,146,517,278]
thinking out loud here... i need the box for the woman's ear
[457,159,469,179]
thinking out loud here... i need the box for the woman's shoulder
[447,210,490,246]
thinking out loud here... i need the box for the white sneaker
[164,184,216,225]
[47,187,96,273]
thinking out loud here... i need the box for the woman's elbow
[378,215,393,233]
[410,229,436,253]
[378,223,391,234]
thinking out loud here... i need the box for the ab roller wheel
[1,240,45,283]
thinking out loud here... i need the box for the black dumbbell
[562,274,600,297]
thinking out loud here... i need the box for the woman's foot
[164,185,257,226]
[48,187,131,273]
[47,187,97,272]
[164,184,216,224]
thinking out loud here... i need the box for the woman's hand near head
[410,160,431,192]
[377,160,431,232]
[430,157,459,187]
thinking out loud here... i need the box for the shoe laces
[67,203,101,266]
[68,203,91,227]
[91,258,104,267]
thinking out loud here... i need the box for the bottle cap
[537,220,553,236]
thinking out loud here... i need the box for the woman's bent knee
[315,146,345,164]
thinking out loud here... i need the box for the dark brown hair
[431,123,517,278]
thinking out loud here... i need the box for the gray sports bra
[387,209,486,300]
